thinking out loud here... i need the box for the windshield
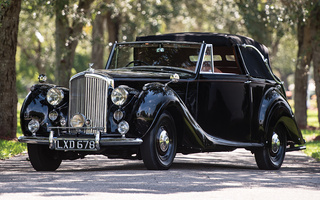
[108,42,202,73]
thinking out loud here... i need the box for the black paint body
[20,33,304,159]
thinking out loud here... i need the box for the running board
[286,145,306,152]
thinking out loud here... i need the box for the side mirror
[165,73,179,87]
[170,73,180,83]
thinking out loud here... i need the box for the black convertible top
[137,32,275,80]
[136,32,269,59]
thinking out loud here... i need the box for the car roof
[136,32,269,59]
[136,32,276,80]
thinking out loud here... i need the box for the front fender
[258,88,304,145]
[134,82,181,137]
[20,84,69,137]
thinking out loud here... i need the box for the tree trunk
[313,45,320,126]
[55,0,94,87]
[106,0,120,45]
[91,13,106,69]
[311,3,320,127]
[294,19,313,129]
[0,0,21,140]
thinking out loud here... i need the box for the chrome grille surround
[69,72,114,134]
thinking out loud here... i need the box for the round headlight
[111,87,128,106]
[70,114,86,128]
[47,88,64,106]
[28,119,40,133]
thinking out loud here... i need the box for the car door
[196,45,252,143]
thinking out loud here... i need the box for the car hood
[94,68,195,80]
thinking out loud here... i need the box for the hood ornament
[88,63,94,73]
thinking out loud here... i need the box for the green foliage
[0,140,26,160]
[0,99,26,159]
[308,109,320,127]
[302,129,320,161]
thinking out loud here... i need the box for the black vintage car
[19,32,305,171]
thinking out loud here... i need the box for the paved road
[0,149,319,200]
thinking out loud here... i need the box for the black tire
[140,111,177,170]
[254,123,287,170]
[27,144,62,171]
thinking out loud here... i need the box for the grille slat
[69,73,112,134]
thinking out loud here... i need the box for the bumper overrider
[18,127,143,151]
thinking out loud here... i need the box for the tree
[310,3,320,127]
[282,0,320,128]
[17,1,56,97]
[91,11,107,69]
[55,0,94,87]
[0,0,22,140]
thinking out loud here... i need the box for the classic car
[19,32,305,171]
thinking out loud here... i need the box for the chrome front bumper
[18,130,143,151]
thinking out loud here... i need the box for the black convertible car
[19,32,305,171]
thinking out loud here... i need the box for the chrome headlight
[47,88,64,106]
[111,87,128,106]
[70,114,86,128]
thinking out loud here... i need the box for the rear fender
[259,88,304,145]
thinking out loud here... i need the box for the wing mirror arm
[165,73,180,87]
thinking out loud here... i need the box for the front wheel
[254,123,287,170]
[27,144,62,171]
[140,111,177,170]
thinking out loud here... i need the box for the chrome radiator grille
[69,73,113,133]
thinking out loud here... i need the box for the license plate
[55,140,97,151]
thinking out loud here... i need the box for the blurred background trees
[1,0,319,139]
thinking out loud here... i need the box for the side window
[200,45,213,73]
[240,47,273,79]
[213,46,242,74]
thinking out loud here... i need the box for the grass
[302,109,320,161]
[0,100,27,160]
[0,140,26,160]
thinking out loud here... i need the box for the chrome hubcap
[271,132,280,154]
[159,129,170,152]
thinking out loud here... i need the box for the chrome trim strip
[18,136,143,147]
[100,138,143,146]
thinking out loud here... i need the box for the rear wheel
[254,123,287,170]
[27,144,62,171]
[140,111,177,170]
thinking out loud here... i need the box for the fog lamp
[60,117,67,127]
[28,119,40,133]
[70,114,86,128]
[49,110,59,121]
[113,110,124,121]
[118,121,129,135]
